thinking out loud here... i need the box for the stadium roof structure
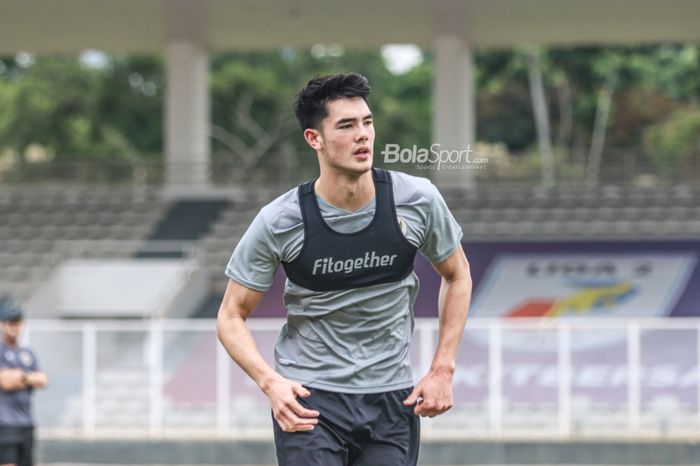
[2,0,700,53]
[2,0,699,191]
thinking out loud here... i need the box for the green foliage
[93,55,164,157]
[1,43,699,184]
[643,107,700,178]
[0,54,162,162]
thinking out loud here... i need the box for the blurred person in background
[0,297,48,466]
[217,73,472,466]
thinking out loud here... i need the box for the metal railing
[24,317,700,440]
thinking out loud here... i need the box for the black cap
[0,296,23,322]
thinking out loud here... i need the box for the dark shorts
[0,426,34,466]
[273,386,420,466]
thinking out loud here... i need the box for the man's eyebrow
[335,114,373,125]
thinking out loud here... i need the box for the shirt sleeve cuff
[225,269,272,292]
[427,233,464,264]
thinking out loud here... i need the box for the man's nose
[356,126,369,141]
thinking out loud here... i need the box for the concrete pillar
[164,0,210,190]
[431,1,476,187]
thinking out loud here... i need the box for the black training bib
[282,168,418,292]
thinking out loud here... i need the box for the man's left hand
[402,368,454,417]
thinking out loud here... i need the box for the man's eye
[340,124,351,129]
[364,120,373,126]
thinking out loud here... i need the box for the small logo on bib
[397,216,408,235]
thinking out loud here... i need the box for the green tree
[643,106,700,181]
[2,44,699,185]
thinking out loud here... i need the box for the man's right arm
[216,278,319,432]
[0,368,25,391]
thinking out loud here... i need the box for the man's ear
[304,128,323,151]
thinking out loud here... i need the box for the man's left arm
[403,243,471,417]
[25,370,48,389]
[25,352,48,389]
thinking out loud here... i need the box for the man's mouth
[354,147,371,155]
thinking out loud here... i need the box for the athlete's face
[305,97,375,176]
[1,320,22,343]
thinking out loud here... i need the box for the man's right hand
[0,368,27,391]
[263,375,320,432]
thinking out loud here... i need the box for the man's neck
[315,168,375,212]
[2,336,17,348]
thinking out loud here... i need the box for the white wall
[27,259,208,318]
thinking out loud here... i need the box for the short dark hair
[293,73,372,131]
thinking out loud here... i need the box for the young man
[0,298,48,466]
[217,73,471,466]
